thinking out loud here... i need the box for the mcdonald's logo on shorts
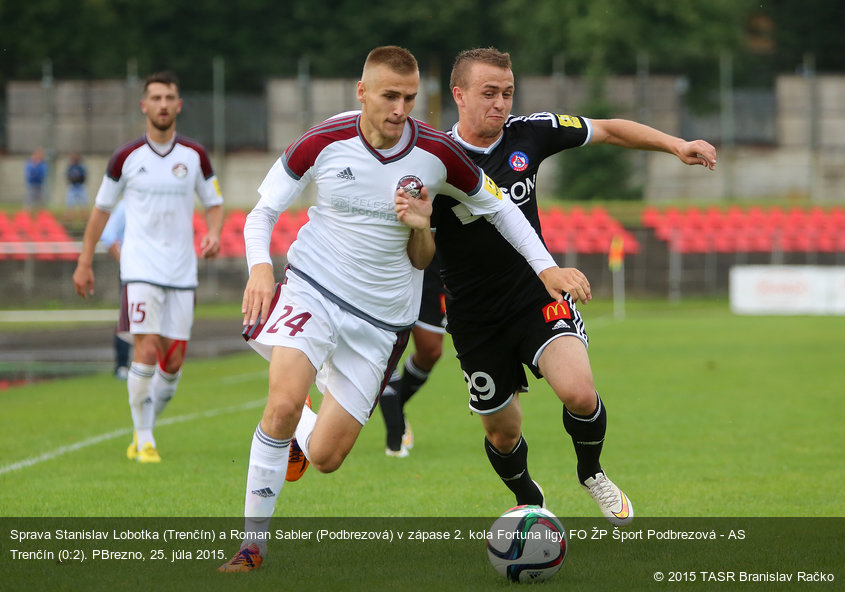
[542,300,571,322]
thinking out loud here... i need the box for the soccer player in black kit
[434,48,717,525]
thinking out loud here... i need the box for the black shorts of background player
[379,255,446,457]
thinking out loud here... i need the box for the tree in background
[493,0,752,199]
[1,0,843,201]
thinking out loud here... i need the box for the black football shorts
[416,263,447,333]
[451,294,588,414]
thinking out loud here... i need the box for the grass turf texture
[2,299,843,590]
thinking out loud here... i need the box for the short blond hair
[450,47,512,90]
[363,46,419,77]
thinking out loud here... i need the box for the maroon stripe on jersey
[241,281,284,342]
[118,284,130,334]
[417,120,479,169]
[176,135,215,179]
[284,115,359,179]
[416,126,484,195]
[357,117,420,164]
[370,327,412,418]
[105,137,146,181]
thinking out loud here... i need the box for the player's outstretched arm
[590,118,717,170]
[538,267,592,304]
[395,186,434,270]
[242,263,275,326]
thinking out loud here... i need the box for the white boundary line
[0,397,266,476]
[0,309,119,323]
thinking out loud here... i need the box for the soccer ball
[487,505,567,583]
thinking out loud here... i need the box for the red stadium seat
[542,229,569,254]
[816,230,838,253]
[219,211,246,258]
[640,206,660,228]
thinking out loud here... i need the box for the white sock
[128,362,156,448]
[151,367,181,421]
[243,424,289,552]
[294,405,318,462]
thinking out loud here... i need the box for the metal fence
[0,74,790,155]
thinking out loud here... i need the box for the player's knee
[133,341,158,364]
[309,450,346,474]
[416,343,443,367]
[159,358,184,374]
[261,396,303,435]
[485,428,521,454]
[158,340,186,373]
[560,385,598,416]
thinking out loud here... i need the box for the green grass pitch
[1,299,843,590]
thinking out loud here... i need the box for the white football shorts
[243,273,409,425]
[119,282,194,341]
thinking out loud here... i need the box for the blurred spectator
[65,153,89,218]
[24,148,48,210]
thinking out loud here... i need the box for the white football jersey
[95,135,223,289]
[245,112,554,328]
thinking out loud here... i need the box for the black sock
[563,393,607,484]
[379,370,404,451]
[398,356,430,407]
[484,436,544,506]
[114,334,130,369]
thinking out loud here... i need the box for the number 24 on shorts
[266,305,312,336]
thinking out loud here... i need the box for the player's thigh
[536,337,596,412]
[260,346,317,438]
[318,317,409,426]
[410,325,444,369]
[307,389,365,473]
[453,329,527,416]
[159,289,195,341]
[515,296,594,402]
[517,295,589,371]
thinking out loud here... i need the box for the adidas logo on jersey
[553,320,569,330]
[250,487,275,498]
[336,167,355,180]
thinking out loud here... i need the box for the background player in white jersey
[219,46,587,573]
[434,48,717,526]
[73,71,223,463]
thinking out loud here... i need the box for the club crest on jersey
[542,300,571,322]
[509,151,529,172]
[396,175,423,198]
[172,163,188,179]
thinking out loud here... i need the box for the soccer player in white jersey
[73,71,224,463]
[218,46,589,573]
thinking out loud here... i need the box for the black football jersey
[432,112,590,329]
